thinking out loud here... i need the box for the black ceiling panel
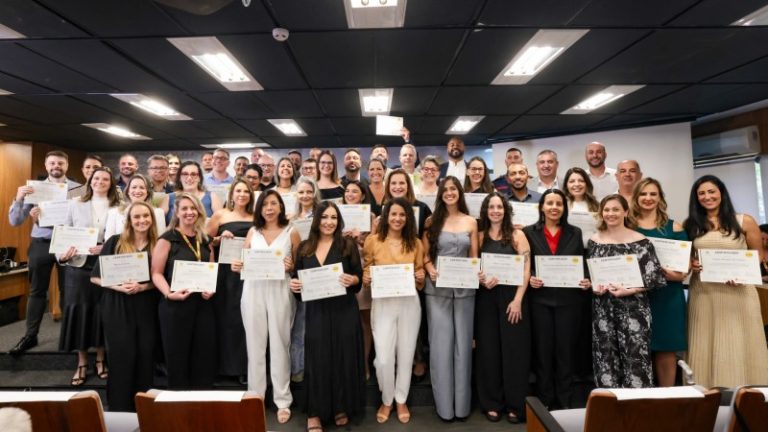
[237,118,335,137]
[668,0,767,26]
[265,135,340,149]
[330,117,375,136]
[0,0,88,38]
[628,84,768,115]
[74,93,223,122]
[268,0,348,31]
[499,114,612,136]
[429,86,562,115]
[405,0,484,27]
[316,87,439,117]
[416,116,514,135]
[254,90,324,117]
[706,55,768,84]
[529,85,684,115]
[568,0,698,26]
[162,1,274,34]
[478,0,593,26]
[0,71,52,94]
[192,92,272,119]
[219,35,307,90]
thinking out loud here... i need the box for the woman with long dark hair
[463,156,494,194]
[290,201,365,431]
[563,168,599,213]
[273,157,297,195]
[104,174,166,238]
[317,151,345,201]
[684,175,768,387]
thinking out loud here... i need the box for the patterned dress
[587,239,666,388]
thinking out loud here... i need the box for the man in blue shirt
[203,149,234,186]
[497,163,542,203]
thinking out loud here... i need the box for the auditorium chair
[725,386,768,432]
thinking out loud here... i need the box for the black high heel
[71,365,87,387]
[95,360,109,379]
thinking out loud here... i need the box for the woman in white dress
[104,174,166,238]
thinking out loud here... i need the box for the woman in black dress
[91,201,159,411]
[206,179,254,382]
[316,151,345,201]
[151,192,217,389]
[289,201,365,431]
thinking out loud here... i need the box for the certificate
[24,180,67,205]
[699,249,762,285]
[99,252,150,287]
[171,261,219,292]
[371,264,417,299]
[511,202,539,227]
[481,253,524,286]
[292,218,313,241]
[49,226,98,255]
[376,115,403,136]
[298,264,346,302]
[413,206,420,232]
[281,193,297,216]
[648,238,692,273]
[207,184,230,205]
[587,254,644,289]
[568,211,598,245]
[241,249,285,281]
[464,193,488,219]
[218,237,246,264]
[535,255,584,287]
[436,256,480,289]
[38,200,69,227]
[338,204,371,232]
[415,193,437,213]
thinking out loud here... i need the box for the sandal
[376,404,392,424]
[484,410,501,422]
[277,408,291,424]
[71,365,87,387]
[396,403,411,424]
[334,413,348,427]
[307,416,323,432]
[507,412,520,424]
[95,360,108,380]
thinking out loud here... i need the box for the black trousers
[158,295,217,389]
[531,301,583,409]
[474,286,530,417]
[102,289,158,411]
[26,238,65,337]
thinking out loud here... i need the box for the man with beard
[147,154,174,194]
[529,149,560,193]
[234,156,250,178]
[300,158,318,180]
[616,159,643,203]
[340,148,367,188]
[8,151,81,354]
[201,151,214,173]
[500,163,541,203]
[492,147,523,189]
[439,136,467,184]
[308,147,323,163]
[258,152,277,189]
[585,141,617,200]
[288,150,302,181]
[116,153,139,192]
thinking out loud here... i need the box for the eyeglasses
[180,172,200,178]
[245,175,260,181]
[468,167,484,173]
[319,161,334,166]
[213,156,229,161]
[149,166,168,171]
[421,167,438,174]
[259,164,275,169]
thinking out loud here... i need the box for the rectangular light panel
[492,30,589,85]
[110,94,191,120]
[82,123,151,140]
[167,37,262,91]
[0,23,25,39]
[733,4,768,26]
[446,116,485,135]
[561,85,645,114]
[200,142,271,149]
[268,119,307,136]
[344,0,406,29]
[358,88,394,117]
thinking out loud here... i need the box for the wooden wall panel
[31,142,87,184]
[0,143,33,262]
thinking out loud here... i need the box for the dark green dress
[636,220,688,352]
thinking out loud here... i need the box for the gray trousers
[426,294,475,419]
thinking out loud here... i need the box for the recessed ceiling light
[358,88,394,117]
[82,123,151,140]
[200,142,271,149]
[733,4,768,26]
[0,23,25,39]
[0,88,13,95]
[167,36,263,91]
[344,0,406,28]
[561,85,645,114]
[446,116,485,134]
[492,30,589,85]
[268,119,307,136]
[110,94,191,120]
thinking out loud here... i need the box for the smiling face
[167,156,180,176]
[387,203,407,234]
[147,159,168,183]
[371,147,388,165]
[129,204,153,235]
[420,160,439,184]
[127,178,149,203]
[486,196,506,224]
[297,182,316,210]
[505,150,522,167]
[231,182,252,209]
[119,155,138,178]
[176,197,200,227]
[566,172,587,199]
[447,138,465,159]
[278,159,294,181]
[507,164,529,191]
[260,193,282,224]
[585,143,607,169]
[244,168,261,191]
[200,153,213,171]
[344,151,361,173]
[367,160,385,183]
[90,170,112,195]
[617,160,641,188]
[234,158,248,176]
[637,182,661,212]
[179,165,201,191]
[388,173,409,198]
[318,154,334,178]
[441,179,460,206]
[81,157,101,181]
[399,146,416,170]
[467,160,485,187]
[44,155,68,180]
[344,183,364,204]
[696,181,722,212]
[301,161,317,179]
[601,198,627,228]
[259,154,275,182]
[319,206,339,237]
[536,152,558,178]
[541,192,564,224]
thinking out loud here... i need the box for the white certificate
[464,193,488,219]
[436,256,480,289]
[99,252,150,287]
[535,255,584,288]
[281,193,297,217]
[413,206,420,232]
[568,211,598,246]
[376,115,403,136]
[371,264,417,299]
[218,237,246,264]
[171,261,219,292]
[511,202,539,227]
[241,248,285,281]
[298,263,347,301]
[49,226,98,255]
[38,200,70,227]
[24,180,67,205]
[587,254,644,289]
[338,204,371,232]
[699,249,762,285]
[416,193,437,213]
[648,238,692,273]
[207,184,230,204]
[292,218,313,241]
[481,252,524,286]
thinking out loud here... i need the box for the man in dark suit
[439,136,467,184]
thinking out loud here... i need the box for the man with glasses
[300,158,318,180]
[147,155,174,193]
[204,149,234,186]
[259,153,277,189]
[116,153,139,192]
[243,164,263,192]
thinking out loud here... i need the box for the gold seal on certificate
[99,253,150,287]
[38,200,70,227]
[298,264,347,302]
[49,226,99,255]
[24,180,67,205]
[291,218,313,241]
[436,256,480,289]
[338,204,371,232]
[241,249,285,280]
[510,202,539,227]
[218,237,246,264]
[481,253,524,286]
[647,238,692,273]
[464,193,488,219]
[371,264,417,299]
[535,256,584,287]
[587,254,644,289]
[171,261,219,292]
[699,249,762,285]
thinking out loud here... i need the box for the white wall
[492,122,695,221]
[694,159,765,224]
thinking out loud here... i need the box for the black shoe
[9,335,37,355]
[238,375,247,385]
[484,411,502,422]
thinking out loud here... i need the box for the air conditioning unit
[692,126,761,167]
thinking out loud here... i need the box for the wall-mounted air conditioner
[692,126,761,167]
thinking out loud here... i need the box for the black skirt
[59,266,104,351]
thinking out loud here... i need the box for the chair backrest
[728,387,768,432]
[135,389,267,432]
[583,388,721,432]
[0,391,107,432]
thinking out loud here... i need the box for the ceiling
[0,0,767,151]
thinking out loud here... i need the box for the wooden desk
[0,267,29,320]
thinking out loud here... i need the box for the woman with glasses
[104,174,166,238]
[367,158,387,216]
[243,164,264,193]
[464,156,494,194]
[161,161,223,224]
[317,151,345,201]
[416,156,440,197]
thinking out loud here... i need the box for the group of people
[7,133,768,429]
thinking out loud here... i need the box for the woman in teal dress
[630,178,688,386]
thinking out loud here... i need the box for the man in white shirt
[250,148,265,165]
[528,149,560,193]
[585,141,618,200]
[439,136,467,184]
[616,160,643,203]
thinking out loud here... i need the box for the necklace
[180,231,201,261]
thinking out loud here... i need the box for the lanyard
[180,231,201,262]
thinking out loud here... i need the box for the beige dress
[687,215,768,388]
